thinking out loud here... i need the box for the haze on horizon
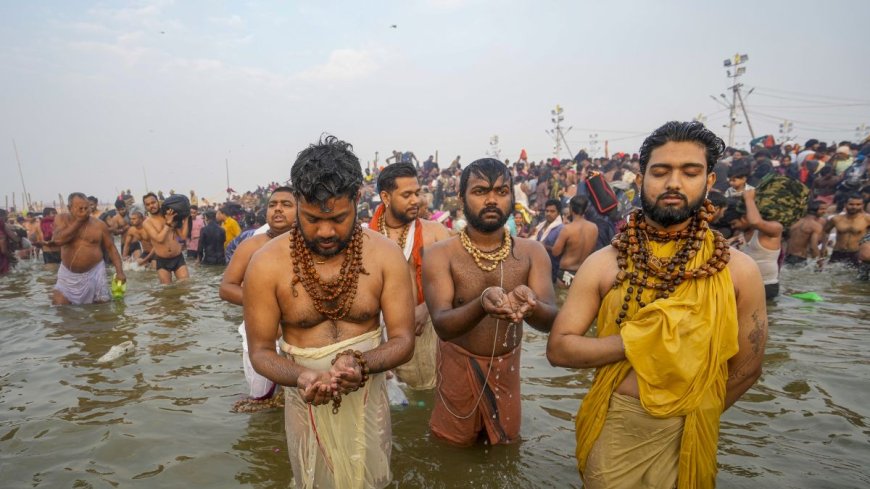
[2,0,868,207]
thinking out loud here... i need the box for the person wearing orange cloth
[369,163,451,389]
[423,158,557,446]
[547,121,768,489]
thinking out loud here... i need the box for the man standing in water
[220,187,296,405]
[547,121,767,489]
[823,194,870,267]
[423,158,557,446]
[369,163,451,390]
[785,200,825,267]
[551,194,598,288]
[50,193,126,305]
[244,136,415,488]
[144,200,189,284]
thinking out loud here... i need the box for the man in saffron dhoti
[423,158,557,446]
[547,121,768,489]
[369,163,450,390]
[243,136,415,489]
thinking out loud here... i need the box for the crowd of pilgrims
[2,136,869,282]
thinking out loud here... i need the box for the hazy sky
[2,0,869,207]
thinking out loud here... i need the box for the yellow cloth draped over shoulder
[575,230,739,489]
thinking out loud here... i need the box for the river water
[1,258,868,488]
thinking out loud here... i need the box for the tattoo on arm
[728,309,767,381]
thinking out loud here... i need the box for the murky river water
[1,258,868,488]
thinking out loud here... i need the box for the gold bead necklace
[459,229,512,272]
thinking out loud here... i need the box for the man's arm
[100,222,126,283]
[243,252,308,388]
[144,217,171,244]
[808,224,823,259]
[219,238,259,305]
[551,227,569,257]
[724,250,767,409]
[512,241,558,332]
[50,214,86,246]
[423,242,513,340]
[546,248,626,368]
[363,241,416,373]
[743,189,783,239]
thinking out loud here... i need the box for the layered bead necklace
[459,228,512,272]
[377,212,410,250]
[611,199,730,327]
[289,223,367,321]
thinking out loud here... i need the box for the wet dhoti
[279,328,391,489]
[54,261,110,305]
[394,317,437,390]
[430,339,521,446]
[584,393,683,489]
[239,321,276,399]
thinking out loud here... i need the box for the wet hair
[459,158,513,198]
[806,200,822,214]
[569,194,589,215]
[114,199,126,209]
[68,192,87,204]
[87,195,98,204]
[291,135,362,210]
[377,163,418,193]
[638,121,725,175]
[545,198,563,213]
[143,192,158,202]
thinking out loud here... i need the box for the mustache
[657,192,688,203]
[479,207,504,218]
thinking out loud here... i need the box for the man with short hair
[197,211,226,266]
[533,198,565,282]
[548,121,766,489]
[423,158,557,446]
[726,188,783,299]
[50,193,126,305]
[87,196,100,219]
[785,201,825,266]
[38,207,61,265]
[220,187,296,405]
[217,206,241,249]
[123,210,148,262]
[186,205,204,260]
[551,194,598,288]
[823,194,870,267]
[244,136,415,488]
[369,163,451,390]
[143,196,189,284]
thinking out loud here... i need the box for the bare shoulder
[513,235,548,258]
[424,234,459,260]
[420,219,451,241]
[726,249,762,293]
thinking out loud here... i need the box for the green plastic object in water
[791,292,823,302]
[111,274,127,300]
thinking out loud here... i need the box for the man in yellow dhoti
[547,121,768,489]
[244,136,416,489]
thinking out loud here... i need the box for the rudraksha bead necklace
[611,199,730,327]
[289,223,367,321]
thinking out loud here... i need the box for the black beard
[388,205,416,225]
[641,188,704,228]
[464,200,511,233]
[298,217,356,257]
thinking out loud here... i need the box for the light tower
[487,135,502,160]
[546,105,574,159]
[722,53,755,147]
[779,120,794,142]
